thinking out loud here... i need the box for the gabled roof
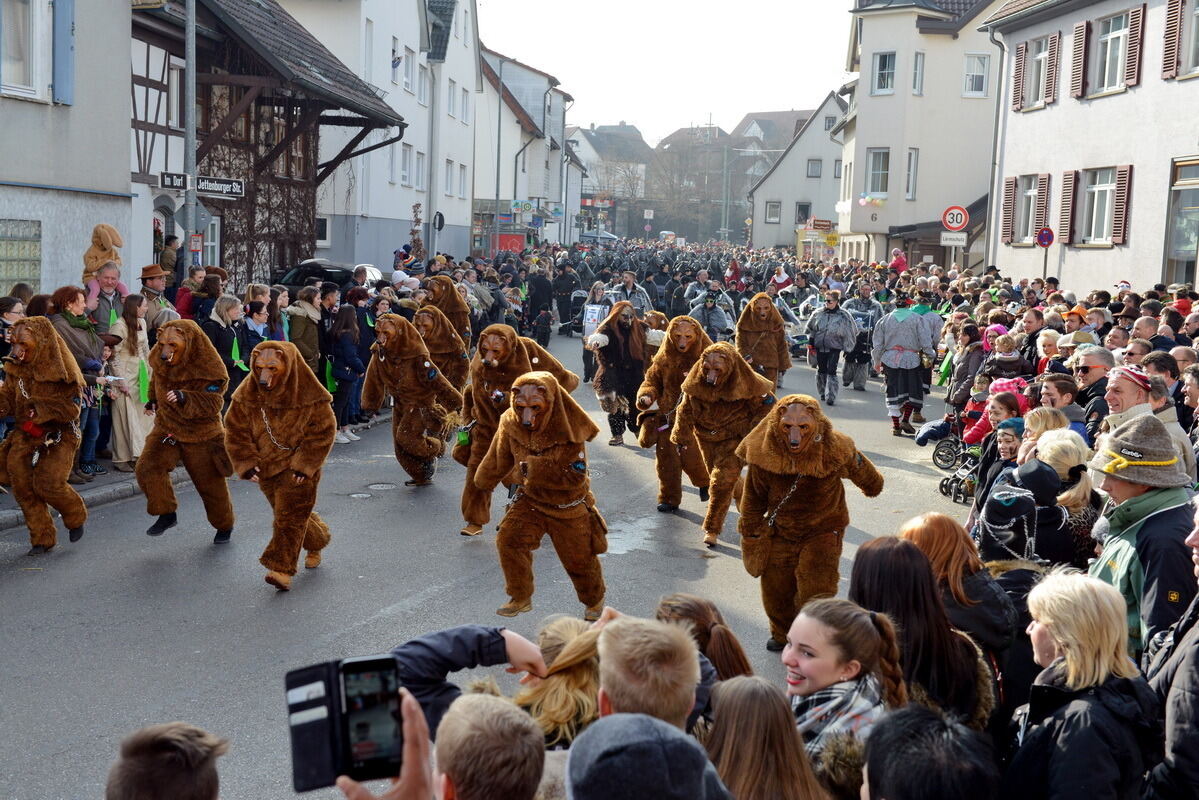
[480,45,561,86]
[480,57,542,137]
[197,0,402,125]
[426,0,457,63]
[731,109,816,149]
[853,0,995,33]
[853,0,951,15]
[981,0,1060,27]
[577,125,654,164]
[747,92,848,197]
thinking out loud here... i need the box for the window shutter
[1125,3,1145,87]
[1046,33,1061,103]
[1060,170,1078,244]
[1001,177,1018,244]
[1012,42,1027,111]
[52,0,76,105]
[1112,165,1133,245]
[1070,21,1090,98]
[1035,173,1051,231]
[1163,0,1184,80]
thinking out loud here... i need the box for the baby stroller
[930,413,971,470]
[842,311,874,391]
[567,290,588,337]
[938,446,981,505]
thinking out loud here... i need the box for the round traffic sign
[643,224,652,233]
[1036,227,1055,248]
[942,206,969,232]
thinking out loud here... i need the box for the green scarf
[230,336,250,372]
[911,303,931,315]
[63,310,100,346]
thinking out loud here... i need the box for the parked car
[579,231,619,244]
[271,259,382,295]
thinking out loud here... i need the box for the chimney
[619,120,626,126]
[590,123,595,131]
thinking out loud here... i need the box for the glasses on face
[1074,365,1096,375]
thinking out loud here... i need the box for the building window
[1095,12,1128,91]
[403,47,415,91]
[167,64,183,128]
[842,162,853,201]
[905,148,919,200]
[0,219,41,291]
[1017,175,1038,241]
[1082,166,1116,243]
[461,86,470,123]
[315,216,330,249]
[964,53,989,97]
[391,37,400,84]
[400,143,413,186]
[823,115,836,131]
[415,151,426,191]
[388,144,397,184]
[912,51,925,94]
[795,202,811,225]
[448,78,456,117]
[872,52,896,94]
[459,163,468,198]
[867,148,890,196]
[807,159,822,178]
[445,159,454,196]
[1165,160,1199,283]
[1027,37,1049,105]
[418,65,429,105]
[203,217,221,266]
[764,202,781,224]
[834,159,842,180]
[363,19,373,84]
[1,0,47,98]
[1191,3,1199,72]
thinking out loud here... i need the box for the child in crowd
[533,305,554,347]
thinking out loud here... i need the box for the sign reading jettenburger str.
[159,173,246,199]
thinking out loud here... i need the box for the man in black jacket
[551,263,580,334]
[1074,346,1112,445]
[1018,308,1044,367]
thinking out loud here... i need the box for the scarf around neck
[791,674,885,758]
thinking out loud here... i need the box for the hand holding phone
[335,689,430,800]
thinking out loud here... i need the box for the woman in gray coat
[807,290,859,406]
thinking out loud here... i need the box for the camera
[285,655,403,792]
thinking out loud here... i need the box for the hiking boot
[911,411,927,424]
[146,512,177,537]
[460,523,484,537]
[656,502,678,513]
[900,419,916,434]
[496,599,532,617]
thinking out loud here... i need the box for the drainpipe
[513,135,535,230]
[559,98,574,244]
[492,58,512,256]
[984,26,1007,271]
[427,62,440,257]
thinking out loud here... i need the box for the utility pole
[491,58,510,257]
[720,144,729,241]
[183,0,197,263]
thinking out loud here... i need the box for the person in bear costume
[586,300,664,446]
[474,371,607,619]
[225,341,336,591]
[361,313,463,486]
[136,319,236,542]
[420,274,472,345]
[453,323,577,537]
[0,317,88,553]
[635,316,712,513]
[81,223,131,300]
[736,394,884,649]
[672,341,775,547]
[735,292,791,388]
[412,305,469,392]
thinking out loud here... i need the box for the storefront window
[1165,161,1199,285]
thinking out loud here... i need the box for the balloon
[858,198,867,206]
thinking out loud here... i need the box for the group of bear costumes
[0,295,883,634]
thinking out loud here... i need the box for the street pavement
[0,334,959,799]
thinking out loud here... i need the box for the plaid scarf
[791,674,885,758]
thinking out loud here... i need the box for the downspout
[427,62,440,257]
[984,26,1007,271]
[514,135,535,243]
[559,98,575,244]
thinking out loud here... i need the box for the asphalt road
[0,335,959,799]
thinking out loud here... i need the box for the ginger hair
[799,598,908,708]
[513,616,600,746]
[656,593,753,681]
[898,513,983,607]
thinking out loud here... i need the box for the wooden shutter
[1071,21,1090,98]
[1046,33,1061,103]
[1163,0,1185,80]
[1125,4,1146,87]
[1001,177,1018,244]
[1112,165,1133,245]
[1013,42,1027,111]
[1060,170,1078,244]
[1035,173,1051,231]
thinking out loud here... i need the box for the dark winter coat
[331,331,365,382]
[1144,594,1199,799]
[355,307,377,365]
[949,342,985,407]
[199,316,250,397]
[943,568,1018,659]
[1079,376,1109,445]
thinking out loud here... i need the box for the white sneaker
[344,430,361,441]
[334,432,351,444]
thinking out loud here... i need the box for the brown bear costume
[225,341,337,591]
[474,371,607,619]
[412,305,470,392]
[672,341,775,547]
[737,394,884,645]
[135,319,236,542]
[452,323,578,536]
[0,317,88,553]
[421,274,472,345]
[636,316,712,512]
[361,314,463,486]
[735,292,791,387]
[82,223,123,284]
[587,300,654,444]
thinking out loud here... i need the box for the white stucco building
[983,0,1199,288]
[748,92,848,250]
[835,0,1006,268]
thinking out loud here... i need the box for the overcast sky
[476,0,855,147]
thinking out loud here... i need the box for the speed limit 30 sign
[942,206,970,232]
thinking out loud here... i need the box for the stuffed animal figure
[475,371,606,620]
[735,292,791,386]
[0,317,87,553]
[736,394,883,647]
[452,323,577,537]
[420,274,472,345]
[135,319,235,542]
[82,223,130,301]
[225,341,336,591]
[672,341,774,547]
[636,316,711,513]
[361,314,462,486]
[412,305,470,392]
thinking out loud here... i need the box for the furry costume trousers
[697,440,744,534]
[754,366,781,385]
[655,430,709,506]
[394,412,444,483]
[136,435,235,531]
[1,432,86,548]
[496,499,606,607]
[459,441,493,527]
[257,470,330,576]
[760,531,844,641]
[842,361,869,390]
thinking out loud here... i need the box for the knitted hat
[1088,414,1191,487]
[990,376,1028,396]
[1016,459,1062,505]
[996,417,1025,438]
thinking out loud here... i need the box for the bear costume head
[413,305,466,354]
[373,313,429,362]
[422,274,469,317]
[509,371,598,447]
[82,223,124,280]
[235,341,332,408]
[5,316,85,389]
[662,316,711,365]
[474,323,532,377]
[681,341,774,402]
[150,319,227,383]
[737,292,784,332]
[644,310,668,331]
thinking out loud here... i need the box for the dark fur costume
[736,394,883,641]
[0,317,87,548]
[225,341,337,577]
[421,275,472,344]
[413,305,469,392]
[135,319,235,532]
[453,324,578,529]
[588,300,652,438]
[636,316,711,506]
[735,292,791,385]
[475,372,606,608]
[361,314,463,483]
[672,342,775,537]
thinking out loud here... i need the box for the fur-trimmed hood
[681,341,774,403]
[507,371,598,447]
[736,291,784,333]
[232,340,332,409]
[149,319,228,384]
[736,393,869,479]
[413,304,466,356]
[286,300,321,323]
[5,316,86,388]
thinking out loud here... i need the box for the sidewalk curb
[0,411,393,533]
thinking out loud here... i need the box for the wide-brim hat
[1089,414,1191,487]
[139,264,169,281]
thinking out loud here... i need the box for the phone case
[285,662,343,792]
